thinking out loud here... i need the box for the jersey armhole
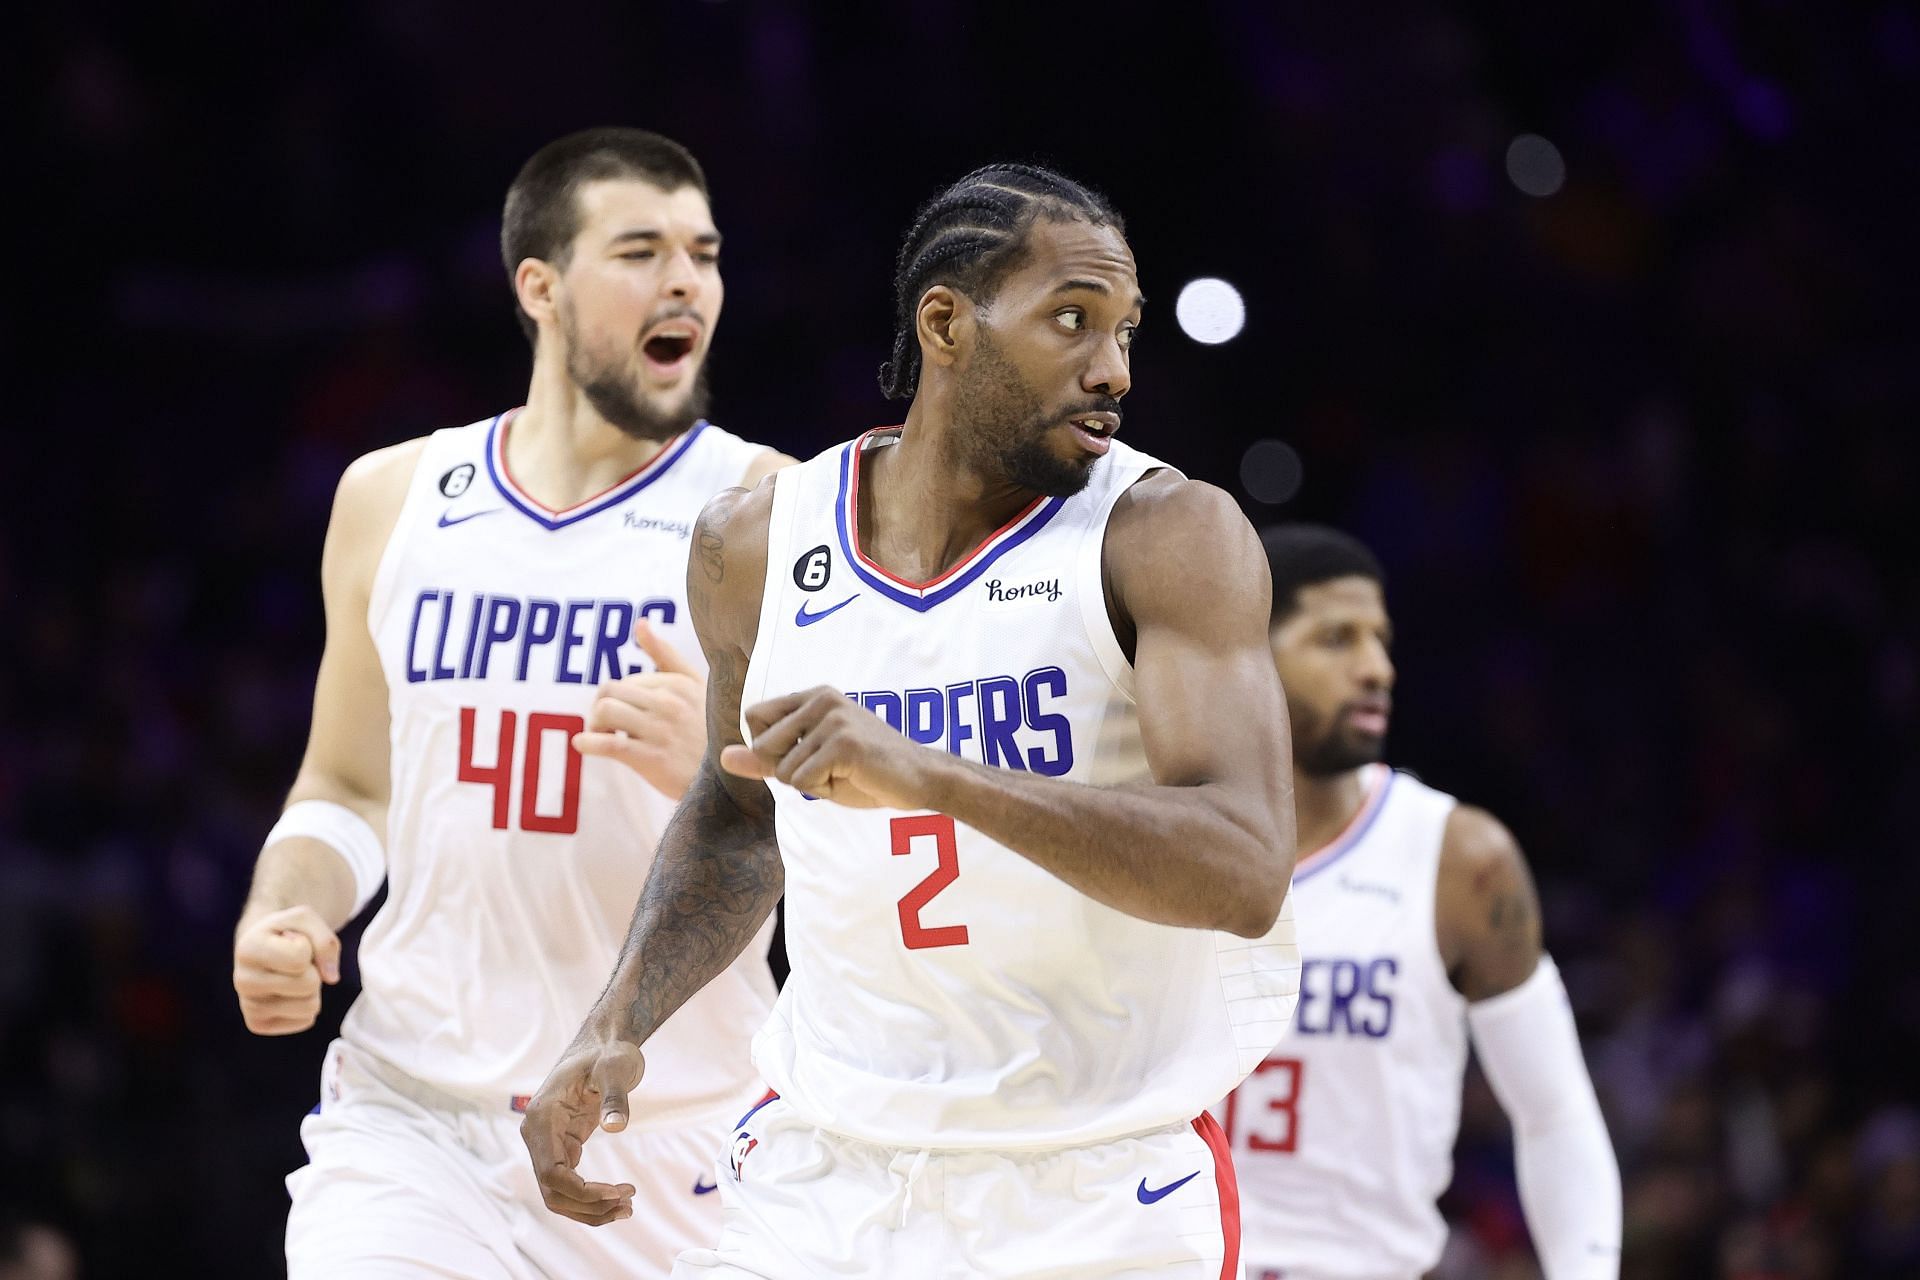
[1073,463,1180,704]
[739,466,802,739]
[1417,790,1469,1008]
[365,435,442,635]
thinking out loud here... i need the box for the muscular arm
[1439,807,1623,1278]
[232,441,416,1033]
[731,475,1296,939]
[592,483,785,1047]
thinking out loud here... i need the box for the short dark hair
[500,127,710,343]
[878,162,1125,400]
[1261,524,1386,625]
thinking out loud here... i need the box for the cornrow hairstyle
[1260,524,1386,625]
[501,127,709,344]
[878,162,1125,400]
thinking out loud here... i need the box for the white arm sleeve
[1466,955,1623,1280]
[263,799,387,918]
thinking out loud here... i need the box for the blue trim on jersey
[484,414,708,531]
[833,441,1066,612]
[1293,769,1397,885]
[733,1090,779,1130]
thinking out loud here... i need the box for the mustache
[1059,395,1124,423]
[643,302,707,331]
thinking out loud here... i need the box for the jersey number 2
[458,707,584,834]
[891,814,969,949]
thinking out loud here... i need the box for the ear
[514,257,560,334]
[914,284,973,377]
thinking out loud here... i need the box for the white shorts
[671,1094,1241,1279]
[286,1038,756,1280]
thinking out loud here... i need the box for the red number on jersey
[890,814,970,949]
[1225,1056,1305,1154]
[457,707,586,834]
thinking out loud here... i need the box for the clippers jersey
[1221,764,1464,1278]
[352,410,776,1122]
[740,428,1301,1151]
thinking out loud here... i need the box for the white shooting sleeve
[1467,955,1623,1279]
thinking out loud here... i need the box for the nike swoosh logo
[794,595,857,627]
[1136,1171,1201,1204]
[692,1177,718,1195]
[437,508,500,528]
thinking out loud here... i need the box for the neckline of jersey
[486,408,707,531]
[1293,763,1396,884]
[835,426,1067,612]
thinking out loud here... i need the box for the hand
[573,618,706,800]
[720,686,943,810]
[233,905,341,1035]
[521,1036,647,1226]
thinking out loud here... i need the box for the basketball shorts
[285,1038,755,1280]
[670,1094,1240,1279]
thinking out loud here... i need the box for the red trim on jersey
[844,426,1049,591]
[1194,1112,1241,1280]
[1291,763,1390,879]
[494,408,689,516]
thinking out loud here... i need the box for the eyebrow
[608,228,723,247]
[1054,278,1146,310]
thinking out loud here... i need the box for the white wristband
[264,800,387,917]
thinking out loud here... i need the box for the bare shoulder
[322,437,430,590]
[1436,804,1544,999]
[1104,471,1268,636]
[738,447,800,489]
[689,474,778,651]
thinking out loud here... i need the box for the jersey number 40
[457,706,584,834]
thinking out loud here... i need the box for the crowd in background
[6,3,1917,1276]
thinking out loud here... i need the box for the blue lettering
[458,593,488,678]
[946,683,976,759]
[406,590,437,683]
[556,600,592,684]
[977,676,1024,770]
[475,596,522,679]
[1360,958,1397,1037]
[862,691,904,732]
[627,599,679,675]
[1327,959,1362,1035]
[518,598,560,681]
[1021,666,1073,776]
[432,591,459,681]
[1295,958,1326,1034]
[905,688,945,747]
[592,601,635,685]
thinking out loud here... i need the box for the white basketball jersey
[740,428,1300,1151]
[1221,764,1465,1278]
[351,410,776,1124]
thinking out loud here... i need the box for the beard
[562,304,711,443]
[951,328,1117,498]
[1291,705,1388,777]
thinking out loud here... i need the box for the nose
[662,247,702,300]
[1082,333,1131,399]
[1358,635,1395,691]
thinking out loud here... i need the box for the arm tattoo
[697,522,726,584]
[615,762,781,1043]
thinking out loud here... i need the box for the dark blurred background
[6,2,1918,1277]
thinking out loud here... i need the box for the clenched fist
[233,905,341,1035]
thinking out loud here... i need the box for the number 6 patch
[793,544,832,592]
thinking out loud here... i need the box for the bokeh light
[1175,277,1246,344]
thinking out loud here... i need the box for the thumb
[632,617,698,677]
[720,744,773,780]
[310,927,343,984]
[593,1054,636,1132]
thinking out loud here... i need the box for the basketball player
[519,163,1303,1279]
[230,128,794,1278]
[1220,525,1622,1280]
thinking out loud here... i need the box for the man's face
[552,178,724,441]
[950,216,1140,497]
[1270,577,1397,777]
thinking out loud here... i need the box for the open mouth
[1067,414,1119,454]
[643,332,696,365]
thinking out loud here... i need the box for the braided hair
[877,163,1124,400]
